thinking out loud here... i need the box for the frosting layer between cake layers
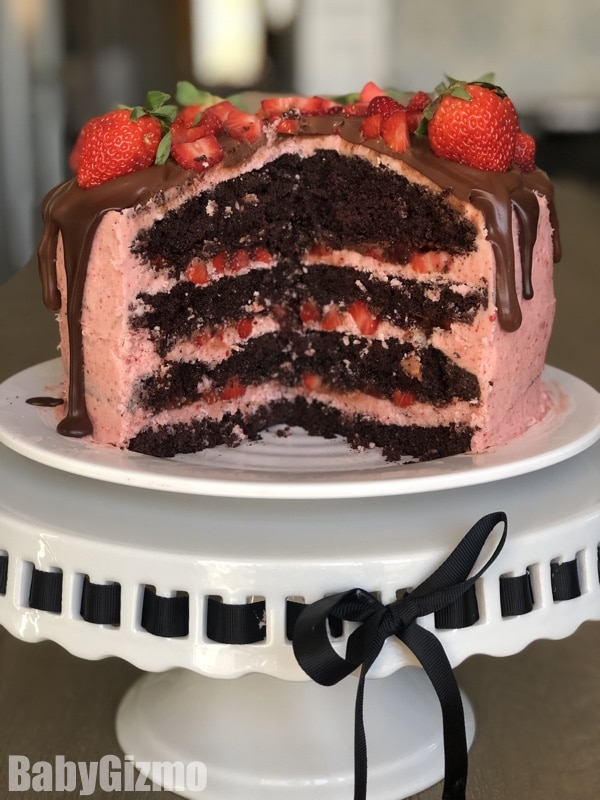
[39,125,558,462]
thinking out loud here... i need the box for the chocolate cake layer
[133,151,478,271]
[132,262,487,356]
[134,331,480,412]
[128,396,473,462]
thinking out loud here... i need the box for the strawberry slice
[299,299,322,324]
[348,301,379,335]
[228,249,251,273]
[196,108,223,137]
[359,81,386,103]
[253,247,271,263]
[275,118,299,134]
[208,101,262,143]
[367,95,405,119]
[211,251,228,273]
[236,318,253,339]
[391,390,416,408]
[343,102,370,117]
[176,104,205,128]
[321,307,344,331]
[224,107,262,143]
[303,373,323,391]
[186,258,210,285]
[260,96,338,118]
[381,110,409,154]
[360,113,383,140]
[221,377,246,400]
[171,135,224,173]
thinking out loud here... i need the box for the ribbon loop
[292,511,508,800]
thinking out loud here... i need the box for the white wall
[0,0,64,282]
[293,0,600,129]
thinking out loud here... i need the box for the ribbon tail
[352,626,389,800]
[402,624,467,800]
[353,664,368,800]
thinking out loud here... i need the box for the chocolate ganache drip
[37,126,560,439]
[38,162,188,437]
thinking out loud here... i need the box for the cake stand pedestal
[116,667,472,799]
[1,363,600,799]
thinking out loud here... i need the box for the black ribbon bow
[292,511,508,800]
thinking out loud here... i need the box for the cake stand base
[116,667,474,800]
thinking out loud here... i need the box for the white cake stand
[1,361,600,799]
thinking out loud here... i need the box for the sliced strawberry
[196,108,223,137]
[224,107,262,143]
[348,300,379,335]
[206,101,261,143]
[220,377,246,401]
[360,81,386,103]
[275,117,299,134]
[253,247,271,263]
[176,104,205,128]
[171,135,224,173]
[298,96,340,115]
[212,251,228,273]
[410,252,451,273]
[186,258,210,285]
[381,110,409,153]
[407,91,431,112]
[303,373,323,391]
[260,97,297,116]
[228,249,250,273]
[406,91,431,133]
[367,95,404,119]
[391,390,416,408]
[343,101,370,117]
[360,114,383,140]
[321,307,344,331]
[236,318,253,339]
[299,299,322,324]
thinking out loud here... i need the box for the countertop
[1,176,599,799]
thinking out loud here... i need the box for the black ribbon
[292,511,508,800]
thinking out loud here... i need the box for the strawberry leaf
[145,90,172,111]
[175,81,223,108]
[151,105,178,125]
[414,117,429,136]
[129,105,146,122]
[333,91,361,105]
[155,131,172,165]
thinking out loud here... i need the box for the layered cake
[37,78,560,461]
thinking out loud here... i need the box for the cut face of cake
[38,79,560,462]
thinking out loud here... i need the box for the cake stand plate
[116,668,474,800]
[1,360,600,498]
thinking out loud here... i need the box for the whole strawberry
[75,91,176,188]
[425,79,519,172]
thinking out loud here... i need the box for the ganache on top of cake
[37,76,561,462]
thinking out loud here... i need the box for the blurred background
[0,0,599,284]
